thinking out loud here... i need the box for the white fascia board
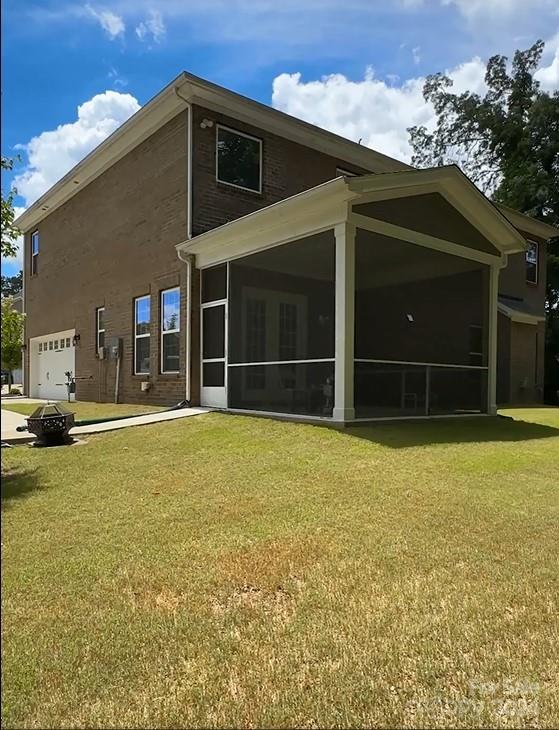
[497,302,546,325]
[177,178,352,268]
[348,166,528,256]
[16,72,409,233]
[15,77,188,232]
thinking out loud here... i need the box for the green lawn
[1,400,164,421]
[2,408,558,728]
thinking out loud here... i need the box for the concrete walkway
[1,406,210,445]
[1,409,29,442]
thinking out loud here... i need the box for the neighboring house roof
[14,72,410,232]
[177,166,528,268]
[498,296,546,325]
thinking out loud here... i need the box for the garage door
[30,329,76,401]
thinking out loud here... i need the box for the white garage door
[30,329,76,401]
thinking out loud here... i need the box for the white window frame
[96,307,105,354]
[161,287,180,374]
[215,124,263,194]
[526,239,538,285]
[31,231,39,275]
[134,295,151,375]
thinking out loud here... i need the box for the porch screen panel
[354,229,489,417]
[429,367,488,415]
[228,231,335,416]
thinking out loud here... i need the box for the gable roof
[177,166,527,268]
[14,72,410,232]
[494,203,559,241]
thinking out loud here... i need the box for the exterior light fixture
[406,313,414,323]
[200,118,214,129]
[72,334,81,346]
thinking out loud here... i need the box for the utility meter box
[107,337,123,360]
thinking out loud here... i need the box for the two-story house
[15,72,557,422]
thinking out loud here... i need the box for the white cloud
[407,0,557,20]
[14,91,140,207]
[272,58,487,163]
[535,32,559,91]
[85,4,125,39]
[442,0,557,19]
[108,66,128,88]
[412,46,422,65]
[135,9,166,44]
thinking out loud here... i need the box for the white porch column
[333,221,356,421]
[487,263,499,415]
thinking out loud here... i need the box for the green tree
[408,40,559,402]
[1,297,25,386]
[1,157,21,260]
[1,271,23,297]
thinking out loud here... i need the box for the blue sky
[2,0,558,275]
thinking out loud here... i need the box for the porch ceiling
[176,165,528,268]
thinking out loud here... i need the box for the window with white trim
[96,307,105,353]
[161,288,180,373]
[216,125,262,193]
[526,240,538,284]
[31,231,39,275]
[134,295,151,375]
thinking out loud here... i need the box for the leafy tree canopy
[408,40,559,314]
[1,297,25,381]
[1,271,23,297]
[1,156,21,260]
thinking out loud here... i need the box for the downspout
[177,250,194,403]
[174,84,193,402]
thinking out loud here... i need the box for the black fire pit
[26,403,76,446]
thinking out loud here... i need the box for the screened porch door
[201,265,228,408]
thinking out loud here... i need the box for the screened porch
[178,167,527,422]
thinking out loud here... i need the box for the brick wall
[508,320,545,404]
[191,104,370,236]
[24,111,190,406]
[499,232,547,313]
[23,103,374,406]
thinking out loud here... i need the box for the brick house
[15,72,558,422]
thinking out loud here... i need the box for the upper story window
[161,287,180,373]
[30,231,39,275]
[216,125,262,193]
[526,240,538,285]
[96,307,105,353]
[134,295,151,375]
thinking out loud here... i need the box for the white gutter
[174,85,193,402]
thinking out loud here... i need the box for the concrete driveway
[1,409,28,441]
